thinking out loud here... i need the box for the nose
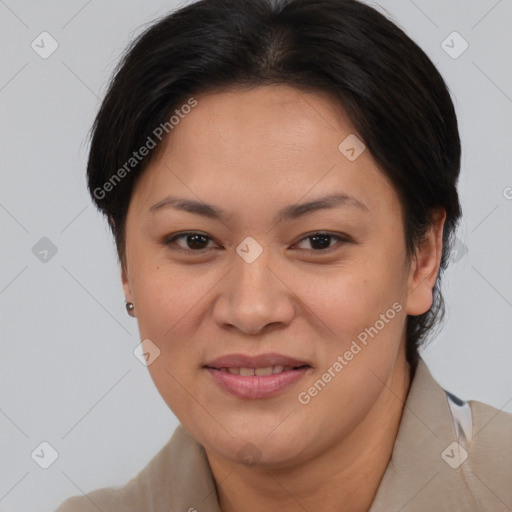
[212,248,296,335]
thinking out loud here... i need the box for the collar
[367,358,468,510]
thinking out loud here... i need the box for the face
[122,85,430,468]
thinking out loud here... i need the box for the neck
[207,353,411,512]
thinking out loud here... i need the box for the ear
[121,264,134,305]
[405,208,446,316]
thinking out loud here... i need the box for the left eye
[294,233,347,252]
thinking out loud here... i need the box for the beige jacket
[55,360,512,511]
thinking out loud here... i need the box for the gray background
[0,0,511,510]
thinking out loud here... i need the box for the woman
[55,0,512,510]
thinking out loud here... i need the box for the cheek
[297,257,407,341]
[130,258,213,339]
[131,265,208,413]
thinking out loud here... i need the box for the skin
[122,85,445,512]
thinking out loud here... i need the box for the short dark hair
[87,0,462,366]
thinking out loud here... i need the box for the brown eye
[182,233,210,250]
[164,232,218,252]
[308,234,334,250]
[294,232,351,254]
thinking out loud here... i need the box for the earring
[125,302,135,316]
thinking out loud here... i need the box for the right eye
[163,231,222,253]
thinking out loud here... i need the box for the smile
[214,365,307,376]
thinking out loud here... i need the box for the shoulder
[53,425,205,512]
[369,360,512,511]
[53,451,165,512]
[437,374,512,510]
[443,381,512,468]
[464,396,512,489]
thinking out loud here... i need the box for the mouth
[205,365,310,376]
[204,352,311,370]
[203,353,312,399]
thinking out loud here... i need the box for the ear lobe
[405,209,446,316]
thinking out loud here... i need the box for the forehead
[170,85,354,161]
[129,85,401,222]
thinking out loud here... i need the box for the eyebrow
[149,193,369,223]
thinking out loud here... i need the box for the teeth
[219,365,299,375]
[255,366,273,376]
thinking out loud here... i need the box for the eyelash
[162,231,351,256]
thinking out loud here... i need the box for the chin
[230,439,308,469]
[204,420,311,467]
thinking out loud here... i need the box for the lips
[204,352,311,370]
[204,353,312,399]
